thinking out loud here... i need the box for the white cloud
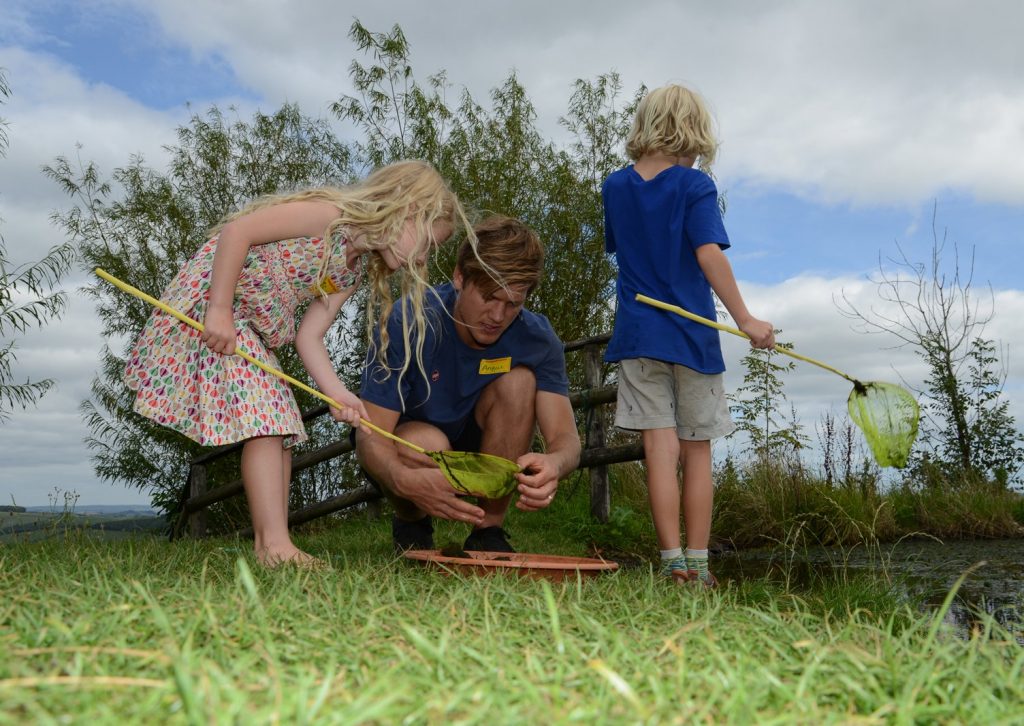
[0,45,186,267]
[5,0,1021,208]
[107,0,1024,206]
[0,42,181,507]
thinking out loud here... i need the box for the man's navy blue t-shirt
[359,283,570,443]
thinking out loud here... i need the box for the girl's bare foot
[256,545,325,569]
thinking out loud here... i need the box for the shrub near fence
[172,333,644,540]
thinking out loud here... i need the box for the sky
[1,0,1022,506]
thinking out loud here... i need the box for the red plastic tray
[402,549,619,581]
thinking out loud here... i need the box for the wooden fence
[170,333,644,540]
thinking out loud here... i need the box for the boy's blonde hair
[212,159,475,391]
[625,84,719,167]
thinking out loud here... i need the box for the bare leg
[241,436,316,566]
[680,439,713,550]
[388,421,453,521]
[281,445,292,523]
[642,428,682,550]
[475,367,536,527]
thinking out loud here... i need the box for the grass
[2,501,1023,724]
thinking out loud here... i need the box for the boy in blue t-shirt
[356,216,581,554]
[603,84,775,588]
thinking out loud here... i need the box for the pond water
[714,538,1024,641]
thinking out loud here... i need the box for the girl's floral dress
[124,231,359,447]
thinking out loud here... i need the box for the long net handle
[635,293,859,385]
[94,268,427,455]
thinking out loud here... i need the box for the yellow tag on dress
[312,276,339,295]
[479,357,512,375]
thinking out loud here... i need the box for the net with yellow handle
[636,293,919,468]
[94,268,521,498]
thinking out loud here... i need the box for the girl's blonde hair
[625,84,719,168]
[211,159,475,392]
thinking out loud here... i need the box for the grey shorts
[614,358,735,440]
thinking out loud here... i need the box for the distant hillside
[24,504,158,515]
[2,510,167,543]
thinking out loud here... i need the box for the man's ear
[452,266,463,292]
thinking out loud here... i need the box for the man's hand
[513,452,560,511]
[358,402,487,524]
[393,465,486,525]
[511,391,580,512]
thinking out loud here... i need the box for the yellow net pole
[635,294,859,385]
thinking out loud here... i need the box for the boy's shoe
[698,571,718,590]
[669,568,697,584]
[463,526,515,553]
[667,565,716,589]
[671,569,718,590]
[392,515,434,553]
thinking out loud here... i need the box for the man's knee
[395,420,451,454]
[476,367,537,441]
[484,366,536,408]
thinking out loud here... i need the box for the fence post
[187,464,208,538]
[584,343,610,522]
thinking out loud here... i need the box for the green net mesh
[429,451,521,498]
[846,382,920,468]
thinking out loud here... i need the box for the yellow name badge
[479,356,512,375]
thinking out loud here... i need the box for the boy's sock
[685,548,710,580]
[659,547,687,576]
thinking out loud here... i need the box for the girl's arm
[695,243,775,349]
[202,200,341,355]
[294,289,370,428]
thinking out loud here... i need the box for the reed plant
[713,457,1024,550]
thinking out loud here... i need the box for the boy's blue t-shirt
[359,282,570,443]
[602,165,731,373]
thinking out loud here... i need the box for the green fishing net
[846,381,920,468]
[430,451,521,498]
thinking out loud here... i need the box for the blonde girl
[124,160,472,566]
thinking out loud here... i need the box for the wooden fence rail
[171,332,642,540]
